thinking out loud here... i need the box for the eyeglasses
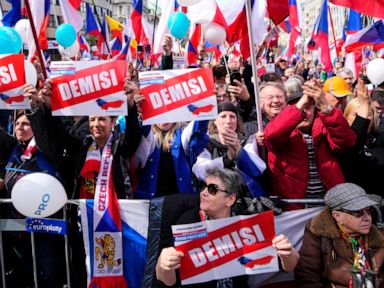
[263,95,286,101]
[199,182,229,196]
[339,207,372,218]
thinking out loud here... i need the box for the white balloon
[15,19,30,44]
[11,173,67,218]
[366,58,384,86]
[59,40,80,59]
[177,0,202,6]
[203,22,227,45]
[24,60,37,86]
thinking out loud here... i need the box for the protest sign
[0,54,29,110]
[172,210,278,285]
[139,68,217,125]
[50,60,127,116]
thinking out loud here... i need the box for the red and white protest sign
[172,211,278,285]
[0,54,29,110]
[139,68,217,125]
[50,60,127,116]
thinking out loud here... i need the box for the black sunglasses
[339,207,372,218]
[199,182,229,196]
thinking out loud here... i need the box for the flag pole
[245,0,263,133]
[91,0,111,55]
[24,0,48,80]
[327,4,339,57]
[149,0,159,70]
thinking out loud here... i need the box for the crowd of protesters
[0,35,384,287]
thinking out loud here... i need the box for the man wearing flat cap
[295,183,384,287]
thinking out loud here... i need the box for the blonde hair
[344,98,374,132]
[152,123,179,152]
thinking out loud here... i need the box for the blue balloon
[0,27,22,54]
[55,24,76,48]
[167,12,190,39]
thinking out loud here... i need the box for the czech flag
[2,0,21,27]
[111,37,122,57]
[113,37,130,60]
[85,3,100,37]
[130,0,143,43]
[346,9,361,35]
[79,35,90,52]
[59,0,83,32]
[97,18,110,59]
[344,21,384,54]
[329,0,384,19]
[27,0,50,60]
[186,23,201,65]
[307,0,332,72]
[267,0,289,25]
[287,0,301,57]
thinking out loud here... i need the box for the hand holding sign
[272,234,299,272]
[23,84,39,109]
[156,247,184,286]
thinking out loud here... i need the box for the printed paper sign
[0,54,29,110]
[139,68,217,125]
[50,60,127,116]
[265,63,276,73]
[172,210,278,285]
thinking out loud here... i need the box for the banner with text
[139,68,217,125]
[172,211,278,285]
[50,60,127,116]
[0,54,29,110]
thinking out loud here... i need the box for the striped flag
[2,0,21,27]
[287,0,301,57]
[85,3,100,37]
[27,0,50,60]
[59,0,83,32]
[130,0,143,42]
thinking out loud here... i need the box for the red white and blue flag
[344,21,384,54]
[130,0,143,43]
[59,0,83,32]
[27,0,50,60]
[97,18,110,59]
[329,0,384,19]
[79,35,90,52]
[186,23,201,65]
[1,0,21,27]
[287,0,301,57]
[85,3,101,37]
[307,0,332,72]
[80,200,148,288]
[346,9,361,35]
[111,37,123,57]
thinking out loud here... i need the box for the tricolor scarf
[20,137,37,162]
[83,135,127,288]
[337,223,374,288]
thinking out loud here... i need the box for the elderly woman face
[199,176,236,219]
[15,115,33,142]
[332,208,372,236]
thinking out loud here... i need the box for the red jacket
[264,105,356,207]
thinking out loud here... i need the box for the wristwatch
[320,104,333,114]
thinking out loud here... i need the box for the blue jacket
[135,121,208,199]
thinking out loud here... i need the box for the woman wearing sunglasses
[295,183,384,287]
[156,168,299,287]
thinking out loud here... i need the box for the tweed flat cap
[325,183,378,211]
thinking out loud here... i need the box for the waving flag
[346,9,361,35]
[59,0,83,32]
[27,0,51,60]
[287,0,301,57]
[85,3,100,36]
[186,23,201,64]
[329,0,384,19]
[79,35,90,52]
[80,200,148,288]
[106,15,124,42]
[130,0,143,43]
[344,21,384,53]
[267,0,289,25]
[2,0,21,27]
[152,0,174,55]
[97,18,110,59]
[308,0,332,72]
[111,37,122,56]
[113,37,130,60]
[279,19,291,33]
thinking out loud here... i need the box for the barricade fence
[0,197,382,288]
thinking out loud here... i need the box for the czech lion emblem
[95,234,122,269]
